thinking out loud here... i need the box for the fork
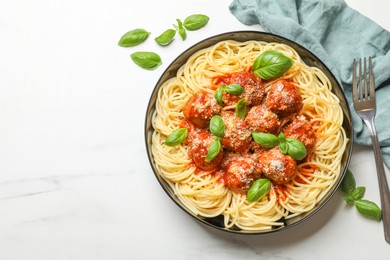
[352,57,390,244]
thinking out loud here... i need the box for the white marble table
[1,0,390,259]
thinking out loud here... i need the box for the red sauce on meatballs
[181,70,315,195]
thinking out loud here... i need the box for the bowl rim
[144,30,354,234]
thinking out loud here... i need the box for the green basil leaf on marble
[118,28,151,47]
[355,199,382,221]
[155,29,176,46]
[183,14,209,31]
[130,52,162,70]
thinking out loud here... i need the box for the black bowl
[145,31,353,234]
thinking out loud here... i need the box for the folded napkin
[229,0,390,168]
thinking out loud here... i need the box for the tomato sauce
[182,70,316,194]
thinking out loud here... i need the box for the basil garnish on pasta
[235,98,247,119]
[165,128,188,146]
[252,132,279,148]
[209,115,225,137]
[214,84,244,105]
[247,178,271,203]
[252,50,293,80]
[252,131,307,160]
[206,115,225,162]
[223,84,244,95]
[205,140,222,162]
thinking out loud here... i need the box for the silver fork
[353,57,390,243]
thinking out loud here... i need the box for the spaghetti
[151,40,348,231]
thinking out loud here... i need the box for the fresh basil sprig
[252,132,307,160]
[247,178,271,202]
[175,19,187,40]
[278,133,307,160]
[236,98,247,119]
[165,128,188,146]
[344,186,365,205]
[183,14,209,31]
[205,115,225,162]
[130,52,162,70]
[252,50,293,80]
[155,29,176,46]
[119,14,209,69]
[214,84,244,105]
[340,169,382,221]
[118,28,151,47]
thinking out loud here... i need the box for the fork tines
[352,57,375,103]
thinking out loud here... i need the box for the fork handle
[364,117,390,244]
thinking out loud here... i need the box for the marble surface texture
[1,0,390,259]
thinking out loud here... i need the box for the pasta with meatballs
[151,40,348,231]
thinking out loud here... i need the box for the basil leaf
[247,178,271,202]
[155,29,176,46]
[252,132,279,148]
[209,115,225,137]
[252,50,293,80]
[215,136,222,142]
[118,28,151,47]
[340,169,356,194]
[206,140,222,162]
[223,84,244,95]
[279,141,288,154]
[235,98,246,119]
[286,138,307,160]
[278,132,286,143]
[215,87,223,105]
[183,14,209,31]
[178,27,187,40]
[176,18,183,27]
[175,19,187,40]
[344,187,366,205]
[355,199,382,221]
[165,128,188,146]
[130,52,162,70]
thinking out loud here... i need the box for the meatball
[284,115,316,155]
[257,147,297,184]
[265,79,302,116]
[188,129,223,171]
[183,90,221,128]
[222,154,260,193]
[221,111,252,153]
[245,105,280,134]
[214,70,265,106]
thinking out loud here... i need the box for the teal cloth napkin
[229,0,390,168]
